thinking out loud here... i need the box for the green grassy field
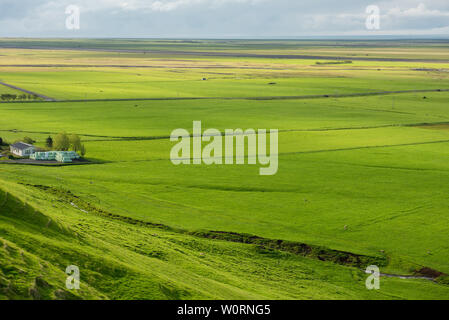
[1,39,449,300]
[0,85,22,95]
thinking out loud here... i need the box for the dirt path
[380,273,434,281]
[0,81,55,101]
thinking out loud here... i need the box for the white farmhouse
[10,142,36,157]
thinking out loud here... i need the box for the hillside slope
[1,182,449,300]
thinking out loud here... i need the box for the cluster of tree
[12,136,35,145]
[0,94,39,101]
[53,133,86,156]
[23,136,36,144]
[46,136,53,148]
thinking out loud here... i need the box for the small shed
[10,142,36,157]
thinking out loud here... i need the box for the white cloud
[0,0,448,37]
[388,3,449,17]
[56,0,267,12]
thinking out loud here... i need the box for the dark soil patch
[414,123,449,131]
[189,230,386,269]
[415,267,446,278]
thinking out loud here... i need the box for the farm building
[10,142,36,157]
[30,151,80,163]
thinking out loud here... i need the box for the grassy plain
[1,39,449,299]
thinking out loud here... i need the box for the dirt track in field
[0,81,55,101]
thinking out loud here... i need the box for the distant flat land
[1,39,449,300]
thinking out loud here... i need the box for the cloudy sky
[0,0,448,38]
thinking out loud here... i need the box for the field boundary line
[2,121,449,142]
[284,139,449,156]
[1,88,448,104]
